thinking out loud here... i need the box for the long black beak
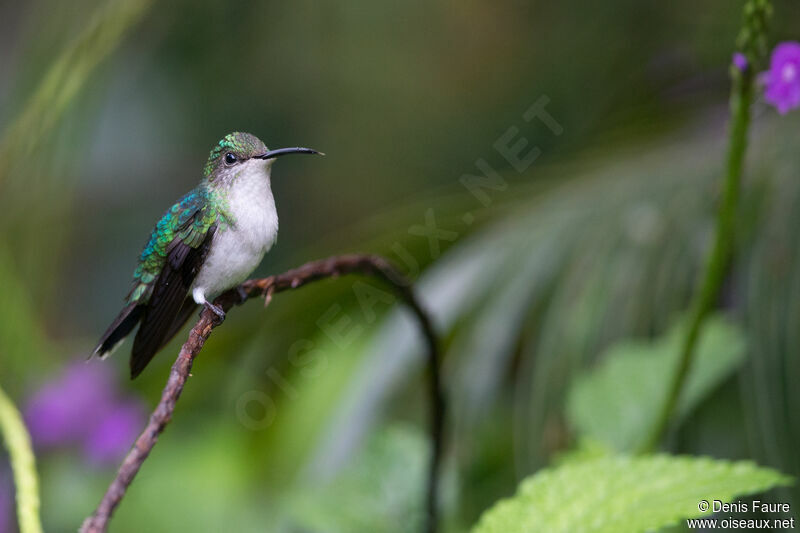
[256,147,324,160]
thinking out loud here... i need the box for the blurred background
[1,0,800,531]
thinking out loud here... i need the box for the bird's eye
[224,152,237,165]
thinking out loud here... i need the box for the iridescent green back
[127,186,223,304]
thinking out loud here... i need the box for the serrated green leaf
[566,315,746,452]
[472,455,792,533]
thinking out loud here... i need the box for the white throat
[191,158,279,302]
[226,158,277,232]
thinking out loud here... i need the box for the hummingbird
[93,132,322,378]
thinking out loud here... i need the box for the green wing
[127,187,221,305]
[126,187,223,377]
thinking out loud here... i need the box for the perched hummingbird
[94,132,321,378]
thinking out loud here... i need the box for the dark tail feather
[130,291,193,379]
[93,303,143,358]
[161,297,199,349]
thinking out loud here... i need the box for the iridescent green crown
[203,132,267,177]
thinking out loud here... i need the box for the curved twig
[81,254,444,533]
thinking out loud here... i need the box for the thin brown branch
[81,254,444,533]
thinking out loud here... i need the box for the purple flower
[24,362,146,465]
[24,363,116,448]
[762,41,800,114]
[84,401,145,466]
[732,52,748,72]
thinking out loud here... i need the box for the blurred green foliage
[1,0,800,531]
[284,424,429,533]
[567,315,746,452]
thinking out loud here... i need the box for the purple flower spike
[733,52,748,72]
[762,41,800,114]
[23,361,147,467]
[24,362,116,448]
[84,401,145,466]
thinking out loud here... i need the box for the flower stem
[0,385,43,533]
[639,0,771,453]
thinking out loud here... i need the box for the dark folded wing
[161,296,200,350]
[130,224,216,378]
[93,302,143,358]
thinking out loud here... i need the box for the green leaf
[566,315,746,452]
[472,455,792,533]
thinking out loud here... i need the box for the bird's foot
[204,302,226,324]
[262,284,275,308]
[236,286,249,303]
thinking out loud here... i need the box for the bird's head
[202,132,321,185]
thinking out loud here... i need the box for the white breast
[191,159,278,299]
